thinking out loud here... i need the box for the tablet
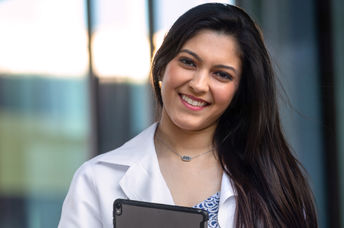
[113,199,208,228]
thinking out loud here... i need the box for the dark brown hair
[151,3,318,227]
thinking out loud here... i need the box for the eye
[214,71,233,81]
[179,57,196,68]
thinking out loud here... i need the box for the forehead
[181,29,240,56]
[179,29,241,70]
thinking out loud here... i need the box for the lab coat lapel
[119,153,174,204]
[117,123,174,205]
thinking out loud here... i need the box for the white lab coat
[58,123,236,228]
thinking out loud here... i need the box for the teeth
[181,95,207,107]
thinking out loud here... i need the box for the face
[160,29,242,132]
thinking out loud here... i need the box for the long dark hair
[151,3,318,227]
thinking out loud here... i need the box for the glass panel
[0,0,90,227]
[92,0,153,153]
[92,0,150,83]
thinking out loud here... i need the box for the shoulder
[69,122,158,187]
[69,122,158,183]
[88,122,158,168]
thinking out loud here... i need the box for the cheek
[160,66,179,102]
[162,64,186,89]
[214,86,238,109]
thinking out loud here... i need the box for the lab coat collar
[218,172,236,228]
[97,123,158,166]
[97,123,175,204]
[220,172,235,205]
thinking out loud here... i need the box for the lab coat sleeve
[58,161,103,228]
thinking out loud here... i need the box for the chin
[172,117,214,132]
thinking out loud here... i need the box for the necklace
[155,133,214,162]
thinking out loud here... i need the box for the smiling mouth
[180,94,209,107]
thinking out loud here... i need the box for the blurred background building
[0,0,343,227]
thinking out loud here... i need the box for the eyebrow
[179,49,238,75]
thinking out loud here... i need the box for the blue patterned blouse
[193,192,220,228]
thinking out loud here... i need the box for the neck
[156,112,217,157]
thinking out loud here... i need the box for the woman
[59,3,318,228]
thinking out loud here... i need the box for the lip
[179,93,209,111]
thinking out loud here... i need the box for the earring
[158,80,162,88]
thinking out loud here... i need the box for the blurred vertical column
[332,0,344,227]
[0,0,91,227]
[316,0,341,227]
[86,0,99,156]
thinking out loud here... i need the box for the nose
[188,70,209,94]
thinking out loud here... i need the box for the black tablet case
[113,199,208,228]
